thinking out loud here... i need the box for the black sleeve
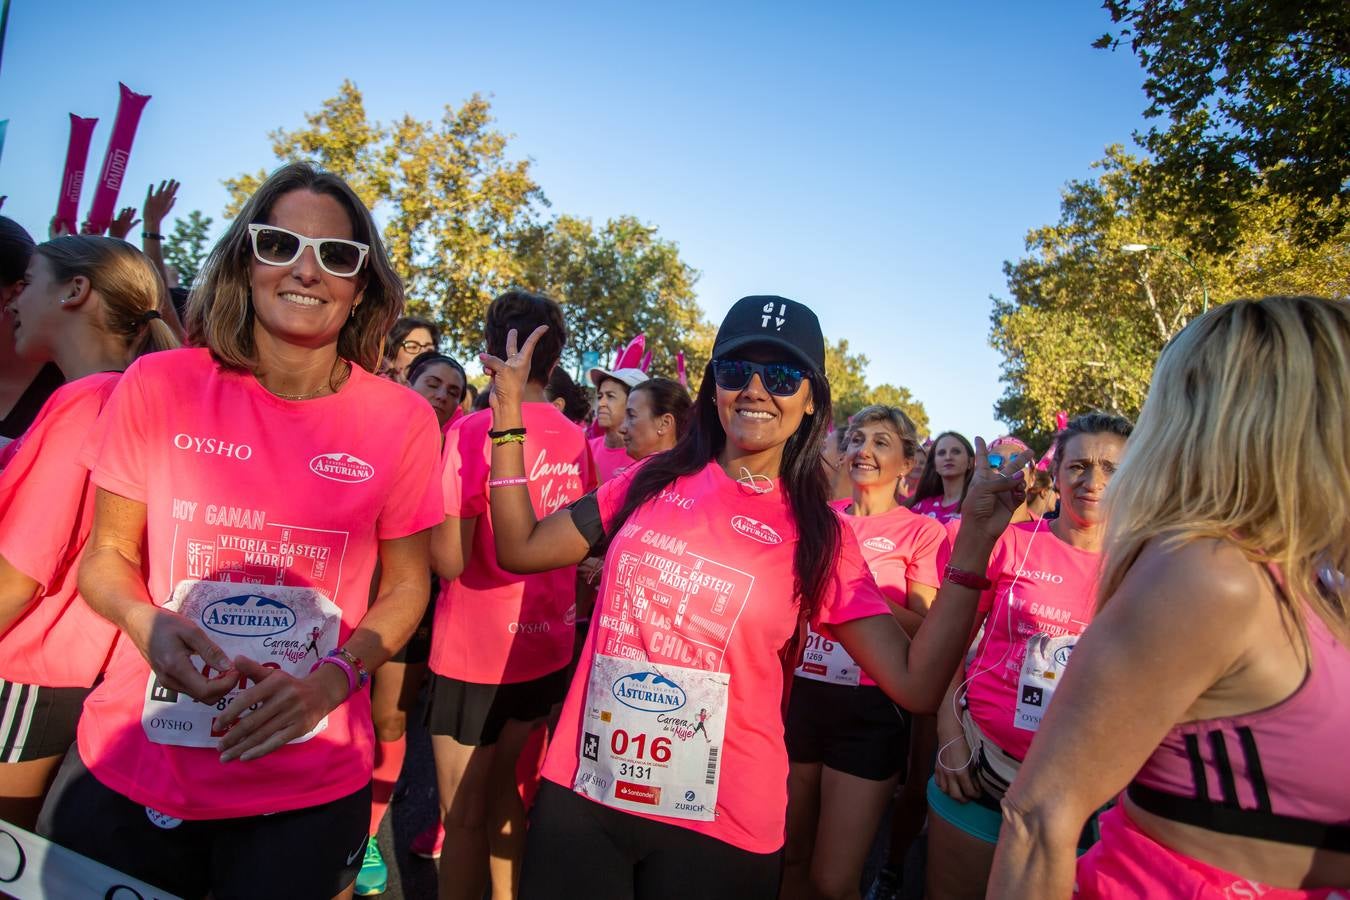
[567,492,607,554]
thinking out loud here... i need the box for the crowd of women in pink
[0,162,1346,900]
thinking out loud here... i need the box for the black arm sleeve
[567,492,606,555]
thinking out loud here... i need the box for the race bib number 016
[141,580,341,747]
[574,654,728,821]
[795,626,861,686]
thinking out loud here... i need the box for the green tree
[225,80,546,351]
[516,215,713,377]
[991,147,1350,445]
[162,210,213,287]
[1096,0,1350,251]
[825,339,929,434]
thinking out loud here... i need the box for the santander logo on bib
[863,536,896,553]
[730,515,783,545]
[309,452,375,483]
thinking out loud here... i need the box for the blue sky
[1,1,1149,439]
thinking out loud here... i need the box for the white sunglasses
[247,224,370,278]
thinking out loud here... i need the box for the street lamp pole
[1120,243,1210,314]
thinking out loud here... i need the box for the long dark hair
[608,363,841,620]
[909,430,975,506]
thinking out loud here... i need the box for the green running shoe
[354,838,388,896]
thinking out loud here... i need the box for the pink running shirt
[432,404,594,684]
[797,501,949,687]
[543,462,893,852]
[0,373,121,687]
[963,519,1100,761]
[77,348,444,819]
[912,494,962,525]
[589,435,632,484]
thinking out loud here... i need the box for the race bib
[573,653,728,821]
[1013,632,1077,733]
[141,580,341,747]
[795,626,861,686]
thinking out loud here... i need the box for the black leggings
[520,780,783,900]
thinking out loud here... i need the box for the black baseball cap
[711,295,825,374]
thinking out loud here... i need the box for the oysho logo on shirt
[310,452,375,483]
[863,536,896,553]
[1017,568,1064,584]
[173,433,253,460]
[731,515,784,545]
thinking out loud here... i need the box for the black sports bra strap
[1127,782,1350,853]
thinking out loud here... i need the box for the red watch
[943,564,992,590]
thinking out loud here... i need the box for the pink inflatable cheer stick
[1054,410,1069,432]
[55,114,98,235]
[85,83,151,234]
[676,352,687,387]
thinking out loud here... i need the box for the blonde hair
[37,236,179,360]
[1098,296,1350,643]
[186,162,403,374]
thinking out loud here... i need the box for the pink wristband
[488,477,528,488]
[310,655,357,698]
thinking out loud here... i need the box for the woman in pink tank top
[989,295,1350,898]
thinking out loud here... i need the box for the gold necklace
[264,360,351,401]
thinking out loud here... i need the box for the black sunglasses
[710,358,809,397]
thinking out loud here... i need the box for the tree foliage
[1096,0,1350,252]
[225,80,546,351]
[515,215,713,377]
[163,209,213,287]
[991,146,1350,445]
[825,339,930,436]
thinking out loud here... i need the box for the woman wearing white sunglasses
[37,162,445,900]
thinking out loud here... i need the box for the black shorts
[36,746,371,900]
[426,666,570,746]
[784,677,910,781]
[0,678,90,762]
[521,780,782,899]
[389,577,437,665]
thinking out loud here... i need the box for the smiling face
[1054,431,1127,529]
[714,346,814,462]
[410,361,465,427]
[846,420,913,490]
[249,189,365,353]
[933,434,973,480]
[595,378,629,431]
[619,386,674,460]
[8,253,68,362]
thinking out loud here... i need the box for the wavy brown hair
[37,236,179,360]
[185,162,403,374]
[1099,296,1350,644]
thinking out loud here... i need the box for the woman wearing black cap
[481,296,1027,898]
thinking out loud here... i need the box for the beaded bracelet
[490,432,527,446]
[331,646,369,689]
[488,476,528,488]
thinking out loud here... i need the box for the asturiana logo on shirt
[612,672,687,712]
[201,594,297,638]
[731,515,784,545]
[309,452,375,484]
[863,536,896,553]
